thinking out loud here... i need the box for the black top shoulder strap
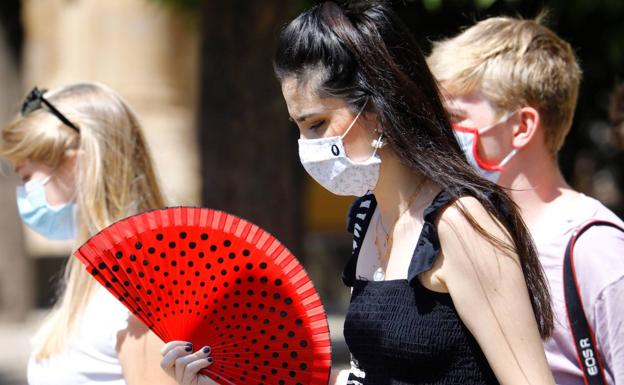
[342,194,377,287]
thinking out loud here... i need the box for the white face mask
[298,101,384,197]
[452,110,518,183]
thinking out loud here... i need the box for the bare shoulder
[437,195,516,269]
[438,196,505,238]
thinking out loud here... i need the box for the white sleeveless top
[27,287,130,385]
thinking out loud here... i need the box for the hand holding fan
[74,207,331,385]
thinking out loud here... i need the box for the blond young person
[429,16,624,385]
[0,83,180,385]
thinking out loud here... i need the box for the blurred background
[0,0,622,384]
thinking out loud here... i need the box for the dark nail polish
[202,346,211,354]
[184,345,193,352]
[207,357,214,363]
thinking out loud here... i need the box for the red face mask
[451,111,519,182]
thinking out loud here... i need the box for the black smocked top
[342,190,499,385]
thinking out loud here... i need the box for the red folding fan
[74,207,331,385]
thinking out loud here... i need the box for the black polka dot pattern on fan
[75,207,331,385]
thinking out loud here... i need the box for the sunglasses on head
[21,87,80,133]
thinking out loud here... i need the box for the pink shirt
[534,195,624,385]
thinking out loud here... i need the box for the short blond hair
[427,15,581,155]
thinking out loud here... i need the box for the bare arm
[117,316,180,385]
[436,197,554,385]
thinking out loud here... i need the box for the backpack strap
[564,219,624,385]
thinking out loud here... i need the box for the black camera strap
[563,220,623,385]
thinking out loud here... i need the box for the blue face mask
[16,176,77,241]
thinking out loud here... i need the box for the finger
[160,344,193,374]
[161,340,192,356]
[181,356,214,385]
[176,346,212,383]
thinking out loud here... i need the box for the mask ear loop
[24,174,53,192]
[497,109,521,167]
[498,148,518,167]
[339,98,385,162]
[478,109,521,170]
[478,109,520,134]
[41,175,53,186]
[340,99,369,140]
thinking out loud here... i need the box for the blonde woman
[1,83,179,385]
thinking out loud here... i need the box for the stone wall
[2,0,201,317]
[0,26,31,321]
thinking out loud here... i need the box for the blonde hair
[0,82,166,360]
[427,14,582,155]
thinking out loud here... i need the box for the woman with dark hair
[160,2,555,384]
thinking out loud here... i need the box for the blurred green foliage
[150,0,624,73]
[149,0,200,12]
[150,0,312,13]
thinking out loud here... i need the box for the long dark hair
[274,1,553,338]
